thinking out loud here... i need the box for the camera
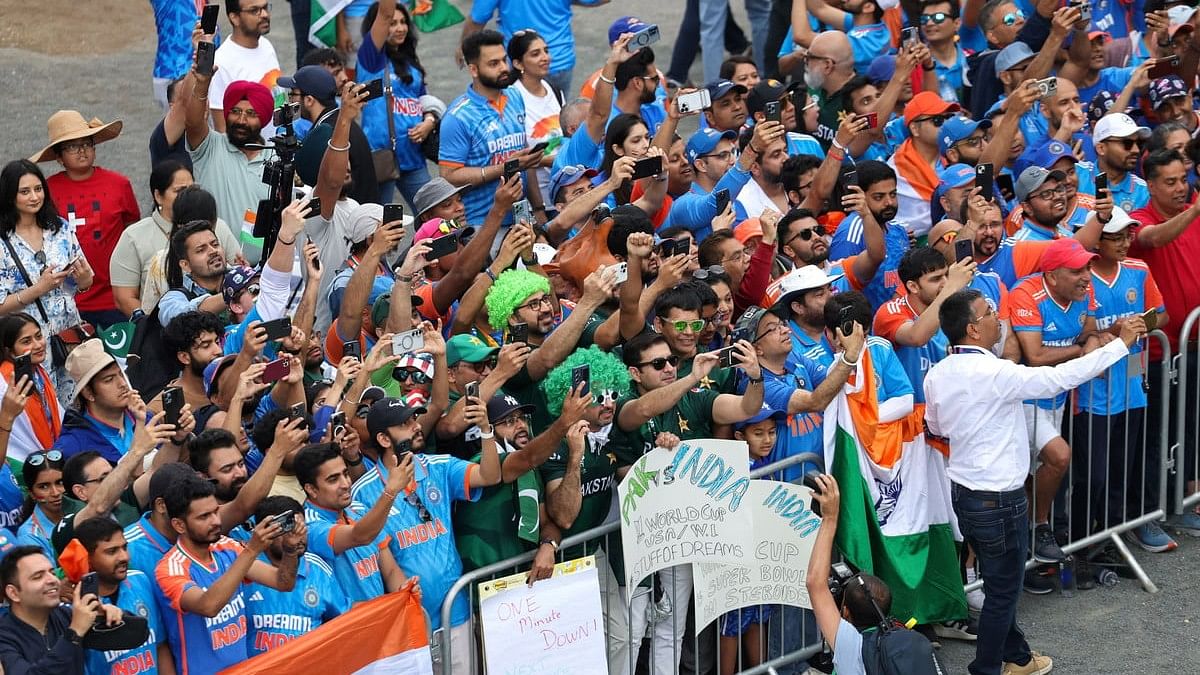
[802,468,825,516]
[273,102,300,128]
[827,561,857,607]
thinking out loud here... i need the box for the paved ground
[2,2,1198,673]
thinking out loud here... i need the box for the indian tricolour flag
[822,345,967,625]
[309,0,352,49]
[221,585,432,674]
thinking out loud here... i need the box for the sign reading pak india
[617,439,755,593]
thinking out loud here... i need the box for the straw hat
[30,110,123,163]
[65,338,118,402]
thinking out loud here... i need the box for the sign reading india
[479,557,607,675]
[618,439,755,594]
[693,480,822,630]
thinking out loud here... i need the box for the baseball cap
[866,55,896,85]
[1040,238,1097,272]
[930,164,976,222]
[148,463,198,508]
[734,403,786,431]
[734,305,787,339]
[773,265,845,307]
[1015,166,1067,203]
[547,165,598,203]
[366,397,427,440]
[983,99,1007,121]
[1088,91,1120,124]
[346,202,384,245]
[1102,205,1140,234]
[221,265,259,306]
[938,116,992,155]
[1015,140,1075,180]
[733,218,763,245]
[1087,30,1111,43]
[414,217,474,245]
[486,394,536,424]
[746,79,788,116]
[370,291,422,329]
[685,127,737,164]
[1094,113,1151,142]
[278,65,337,104]
[1149,76,1189,110]
[707,79,748,102]
[202,354,238,397]
[903,91,961,126]
[411,177,465,220]
[447,334,500,366]
[608,16,647,45]
[1168,5,1198,26]
[359,385,387,406]
[994,42,1035,75]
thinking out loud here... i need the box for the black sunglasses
[393,368,432,384]
[637,355,680,371]
[788,224,827,244]
[404,490,433,523]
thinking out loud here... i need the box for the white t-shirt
[210,36,282,135]
[513,79,563,203]
[302,197,361,332]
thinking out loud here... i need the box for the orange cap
[904,91,962,125]
[734,218,763,244]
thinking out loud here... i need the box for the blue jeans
[378,163,432,214]
[666,0,750,84]
[699,0,772,83]
[951,484,1034,675]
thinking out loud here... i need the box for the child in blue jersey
[246,497,349,655]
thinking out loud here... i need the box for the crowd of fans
[1,0,1199,673]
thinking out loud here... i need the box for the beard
[800,247,830,266]
[640,84,657,105]
[874,205,898,223]
[479,70,512,90]
[215,477,247,503]
[761,167,783,185]
[187,357,209,378]
[803,68,826,92]
[227,122,263,148]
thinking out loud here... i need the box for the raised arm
[1032,6,1081,83]
[313,83,368,220]
[369,0,397,50]
[501,388,588,482]
[892,262,975,347]
[243,519,303,592]
[76,412,173,523]
[1136,199,1200,248]
[329,453,414,554]
[544,421,589,529]
[526,268,617,379]
[220,418,307,532]
[430,175,521,313]
[184,36,215,150]
[336,220,406,341]
[710,346,766,424]
[790,0,816,48]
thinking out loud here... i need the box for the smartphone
[717,346,738,369]
[954,238,974,263]
[1141,308,1159,332]
[529,141,550,154]
[1148,56,1180,79]
[383,203,404,225]
[627,24,661,51]
[902,26,921,47]
[508,322,529,345]
[837,306,857,337]
[272,509,296,533]
[657,238,677,259]
[426,233,458,260]
[12,353,33,385]
[201,3,220,34]
[513,199,533,225]
[764,100,782,123]
[196,41,216,76]
[261,317,292,342]
[611,262,629,284]
[261,357,291,383]
[863,111,879,129]
[162,386,184,427]
[80,572,99,599]
[395,438,413,457]
[361,78,385,102]
[301,197,322,219]
[1070,0,1091,22]
[1095,173,1109,201]
[392,328,425,355]
[465,381,479,400]
[676,89,712,114]
[975,163,995,203]
[714,188,731,214]
[503,158,521,181]
[630,156,663,180]
[997,173,1015,199]
[571,364,591,397]
[289,403,306,422]
[1034,77,1058,98]
[843,168,858,188]
[342,340,361,361]
[330,411,347,437]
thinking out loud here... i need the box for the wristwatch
[345,453,364,466]
[538,537,560,551]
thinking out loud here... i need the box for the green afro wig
[541,346,632,416]
[486,269,551,331]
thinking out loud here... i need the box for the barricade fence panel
[1173,308,1200,519]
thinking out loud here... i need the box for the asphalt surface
[2,2,1198,673]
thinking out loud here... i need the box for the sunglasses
[920,11,952,24]
[244,284,261,297]
[915,115,951,127]
[637,355,680,371]
[26,450,63,467]
[593,389,617,405]
[464,357,499,373]
[393,368,432,384]
[668,319,706,333]
[692,265,727,281]
[404,491,433,523]
[788,224,827,244]
[1002,10,1024,25]
[1105,138,1141,150]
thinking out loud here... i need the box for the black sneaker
[1033,524,1067,563]
[915,623,942,649]
[1023,566,1055,595]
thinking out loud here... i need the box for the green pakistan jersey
[609,388,721,467]
[675,356,736,394]
[540,435,618,556]
[453,452,543,572]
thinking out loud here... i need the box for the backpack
[124,286,200,400]
[861,619,945,675]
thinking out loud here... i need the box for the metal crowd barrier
[436,452,825,675]
[1173,307,1200,520]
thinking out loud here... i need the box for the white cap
[1168,5,1198,26]
[774,265,844,305]
[1094,113,1151,143]
[1102,205,1139,234]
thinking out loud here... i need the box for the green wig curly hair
[541,346,632,416]
[486,269,551,331]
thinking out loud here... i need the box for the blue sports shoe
[1168,510,1200,537]
[1127,522,1178,553]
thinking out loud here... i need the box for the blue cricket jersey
[246,552,349,655]
[303,500,390,605]
[124,515,174,575]
[1010,275,1097,409]
[439,85,528,226]
[86,570,166,675]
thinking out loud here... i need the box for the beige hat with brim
[65,338,118,403]
[30,110,123,164]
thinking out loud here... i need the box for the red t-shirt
[1130,200,1200,359]
[46,167,140,313]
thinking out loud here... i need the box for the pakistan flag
[101,322,136,359]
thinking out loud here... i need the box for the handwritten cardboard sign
[479,557,606,675]
[692,480,822,630]
[617,439,755,594]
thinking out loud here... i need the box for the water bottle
[1096,568,1120,587]
[1059,558,1076,597]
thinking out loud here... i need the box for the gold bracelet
[480,167,487,184]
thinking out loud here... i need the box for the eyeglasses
[803,53,835,65]
[59,140,95,154]
[26,451,63,467]
[1100,231,1133,241]
[464,357,499,373]
[787,224,827,245]
[637,355,680,370]
[754,322,789,341]
[692,265,727,281]
[968,305,998,323]
[1030,185,1065,201]
[954,135,985,149]
[920,12,952,24]
[699,149,737,162]
[1105,138,1141,150]
[495,413,530,427]
[1002,10,1025,25]
[721,249,749,264]
[404,491,433,523]
[914,115,951,127]
[83,470,112,486]
[517,295,553,313]
[240,2,271,15]
[393,369,431,385]
[668,319,706,333]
